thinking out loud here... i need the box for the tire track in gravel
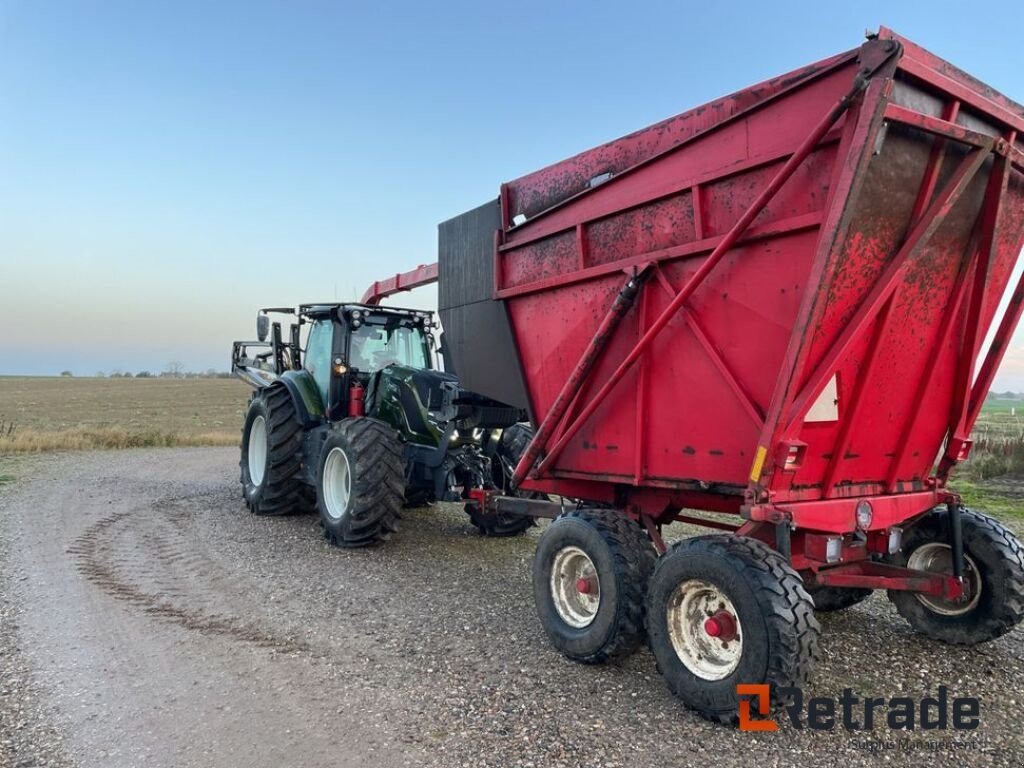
[67,492,314,654]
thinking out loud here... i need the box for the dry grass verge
[0,426,238,454]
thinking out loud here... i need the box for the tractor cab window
[304,319,334,404]
[348,319,430,372]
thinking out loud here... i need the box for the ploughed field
[0,376,249,452]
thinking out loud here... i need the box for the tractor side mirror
[256,313,269,342]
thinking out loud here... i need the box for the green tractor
[231,303,536,546]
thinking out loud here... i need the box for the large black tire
[467,423,540,537]
[316,417,405,548]
[240,385,312,516]
[646,535,821,724]
[804,583,872,612]
[887,507,1024,644]
[532,508,656,663]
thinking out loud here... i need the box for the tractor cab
[233,303,440,424]
[299,303,438,423]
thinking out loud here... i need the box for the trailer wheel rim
[907,543,982,616]
[550,546,600,628]
[323,447,352,521]
[248,416,268,486]
[667,579,743,681]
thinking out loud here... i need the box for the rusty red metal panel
[502,48,859,222]
[492,29,1024,536]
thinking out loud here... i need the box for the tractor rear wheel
[240,385,312,516]
[887,507,1024,644]
[805,584,872,612]
[646,535,820,723]
[532,508,656,663]
[467,423,541,537]
[316,417,405,548]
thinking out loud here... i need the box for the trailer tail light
[775,440,808,472]
[855,500,873,530]
[866,526,902,555]
[805,534,844,564]
[888,527,902,554]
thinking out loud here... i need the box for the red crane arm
[360,263,439,305]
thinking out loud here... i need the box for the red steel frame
[487,30,1024,593]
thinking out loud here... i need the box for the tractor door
[304,319,334,409]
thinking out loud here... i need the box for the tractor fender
[276,370,326,428]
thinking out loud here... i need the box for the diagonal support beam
[946,152,1011,443]
[782,144,991,436]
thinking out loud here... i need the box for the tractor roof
[258,303,433,322]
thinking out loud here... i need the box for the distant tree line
[82,363,233,379]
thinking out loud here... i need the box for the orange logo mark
[737,684,778,731]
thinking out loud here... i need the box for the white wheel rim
[323,447,352,521]
[667,579,743,681]
[908,543,982,615]
[247,415,267,486]
[550,546,600,628]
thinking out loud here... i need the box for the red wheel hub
[575,576,596,595]
[703,610,737,641]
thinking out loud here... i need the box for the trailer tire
[805,584,872,612]
[646,535,820,723]
[532,508,656,663]
[467,423,540,537]
[316,418,405,548]
[887,507,1024,644]
[240,385,312,516]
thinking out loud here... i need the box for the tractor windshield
[349,319,430,372]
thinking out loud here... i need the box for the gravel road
[2,448,1023,768]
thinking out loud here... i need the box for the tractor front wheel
[316,418,405,548]
[646,535,820,723]
[887,507,1024,644]
[532,508,656,663]
[240,385,312,516]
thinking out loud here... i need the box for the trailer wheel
[240,385,312,516]
[532,508,656,663]
[316,418,405,548]
[646,535,820,723]
[805,584,872,612]
[887,507,1024,644]
[467,423,540,537]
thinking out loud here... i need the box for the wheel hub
[575,576,597,595]
[667,579,743,681]
[703,610,738,641]
[908,542,982,616]
[322,447,352,521]
[550,546,601,628]
[247,415,268,486]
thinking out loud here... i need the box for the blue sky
[2,1,1024,384]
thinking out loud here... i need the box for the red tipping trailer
[426,28,1024,721]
